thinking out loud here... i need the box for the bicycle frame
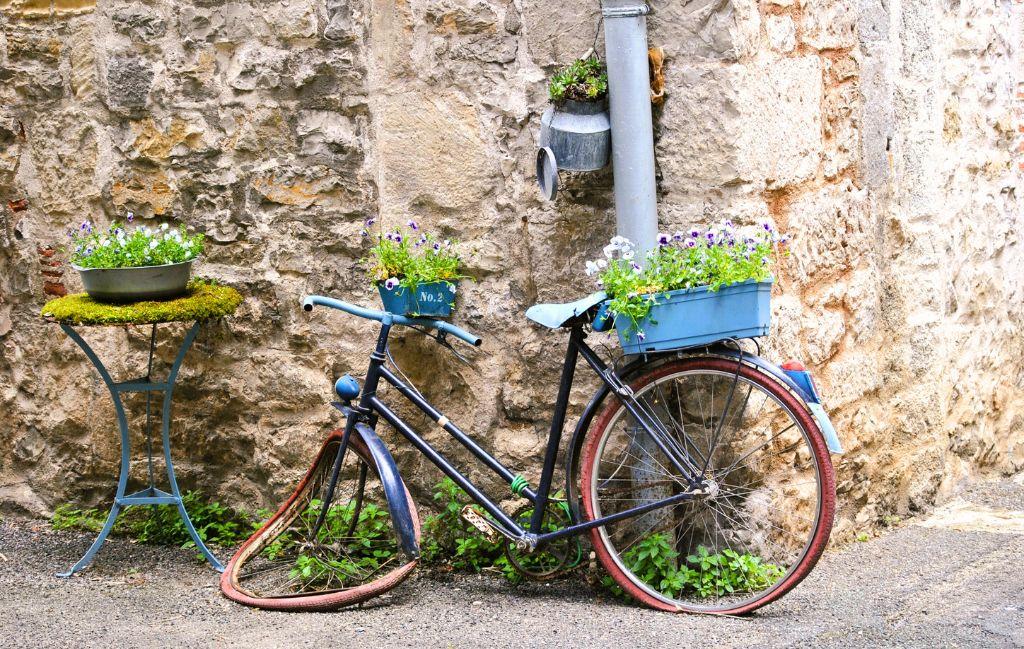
[344,319,707,551]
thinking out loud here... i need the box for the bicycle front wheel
[221,430,420,611]
[580,357,835,614]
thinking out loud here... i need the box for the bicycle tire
[580,357,836,614]
[220,430,420,612]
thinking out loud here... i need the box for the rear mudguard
[353,421,421,558]
[563,345,843,524]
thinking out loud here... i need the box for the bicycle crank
[504,502,583,581]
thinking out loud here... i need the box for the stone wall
[0,0,1021,541]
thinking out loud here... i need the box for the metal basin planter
[539,99,611,172]
[598,279,774,354]
[73,260,194,303]
[377,280,457,317]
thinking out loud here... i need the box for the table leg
[57,325,133,578]
[160,322,224,572]
[56,321,223,576]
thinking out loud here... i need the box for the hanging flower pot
[67,216,204,303]
[363,219,468,318]
[539,98,611,173]
[377,279,458,318]
[537,56,611,199]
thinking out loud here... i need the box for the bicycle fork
[310,414,358,539]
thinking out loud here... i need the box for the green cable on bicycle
[510,474,530,497]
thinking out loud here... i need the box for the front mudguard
[352,420,421,558]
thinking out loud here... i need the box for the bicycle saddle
[525,291,607,329]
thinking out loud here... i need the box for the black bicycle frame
[352,321,705,549]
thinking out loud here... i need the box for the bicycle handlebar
[302,295,482,347]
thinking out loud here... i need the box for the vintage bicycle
[220,292,841,614]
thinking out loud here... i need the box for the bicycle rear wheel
[221,430,420,611]
[580,357,835,614]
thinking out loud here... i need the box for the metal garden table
[40,282,242,577]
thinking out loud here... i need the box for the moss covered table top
[41,280,243,326]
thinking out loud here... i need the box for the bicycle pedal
[460,505,500,543]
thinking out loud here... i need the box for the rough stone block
[105,54,153,110]
[823,80,859,177]
[296,110,361,162]
[765,14,796,53]
[800,0,858,50]
[226,43,288,91]
[109,169,176,216]
[224,107,292,156]
[121,116,217,166]
[650,0,761,62]
[377,91,494,213]
[178,4,252,47]
[657,56,823,194]
[324,0,366,43]
[521,0,599,67]
[111,6,167,41]
[26,109,99,215]
[785,179,871,282]
[263,0,318,40]
[5,31,61,63]
[13,66,64,103]
[426,0,499,34]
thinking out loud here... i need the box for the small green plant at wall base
[362,219,467,292]
[601,534,785,600]
[549,56,609,103]
[68,215,204,269]
[52,504,116,535]
[587,221,787,338]
[52,492,262,552]
[286,500,400,590]
[420,477,506,573]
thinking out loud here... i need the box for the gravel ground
[2,477,1022,649]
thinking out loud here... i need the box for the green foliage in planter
[586,221,787,337]
[549,56,608,103]
[40,279,242,325]
[362,219,468,293]
[68,218,204,269]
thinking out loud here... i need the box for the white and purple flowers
[585,220,788,338]
[364,220,467,295]
[69,216,204,269]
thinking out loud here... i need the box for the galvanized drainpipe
[602,0,658,255]
[602,1,665,519]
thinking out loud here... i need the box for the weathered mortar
[0,0,1020,541]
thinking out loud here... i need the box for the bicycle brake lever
[434,331,473,365]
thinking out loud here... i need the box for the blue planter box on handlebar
[602,279,773,354]
[377,280,457,317]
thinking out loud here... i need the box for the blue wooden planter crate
[612,279,772,354]
[377,280,456,317]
